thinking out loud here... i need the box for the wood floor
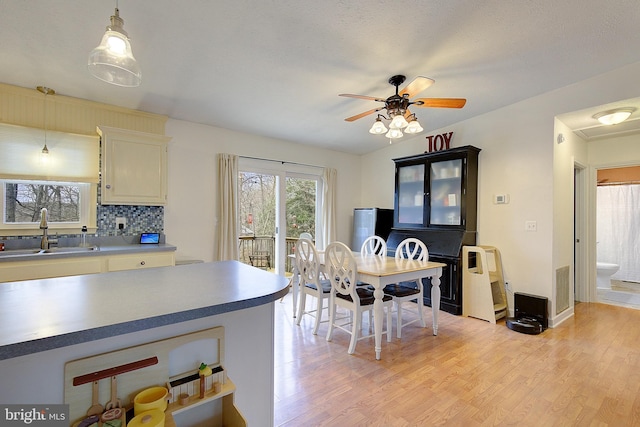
[274,296,640,426]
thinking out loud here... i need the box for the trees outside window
[4,181,80,224]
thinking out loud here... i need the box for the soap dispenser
[80,225,88,247]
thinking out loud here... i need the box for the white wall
[163,119,362,262]
[361,61,640,326]
[161,61,640,326]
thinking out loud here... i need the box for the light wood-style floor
[274,296,640,426]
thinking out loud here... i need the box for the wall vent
[556,266,570,314]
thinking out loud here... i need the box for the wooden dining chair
[325,241,393,354]
[385,237,429,338]
[295,238,331,334]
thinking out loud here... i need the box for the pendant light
[37,86,55,163]
[369,116,388,134]
[404,114,424,134]
[88,2,141,87]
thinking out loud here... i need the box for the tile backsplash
[98,205,164,236]
[0,204,163,245]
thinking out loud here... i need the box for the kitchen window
[0,123,99,235]
[1,179,95,233]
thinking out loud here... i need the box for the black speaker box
[514,292,548,330]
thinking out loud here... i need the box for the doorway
[238,158,322,276]
[595,165,640,308]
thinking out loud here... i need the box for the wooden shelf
[165,379,246,427]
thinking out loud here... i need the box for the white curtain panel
[597,184,640,283]
[320,167,337,250]
[215,153,239,261]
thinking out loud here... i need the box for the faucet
[39,208,58,250]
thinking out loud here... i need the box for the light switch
[494,194,510,204]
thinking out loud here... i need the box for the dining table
[288,251,446,360]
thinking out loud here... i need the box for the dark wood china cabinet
[386,145,480,315]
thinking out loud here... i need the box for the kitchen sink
[0,246,99,257]
[37,246,99,254]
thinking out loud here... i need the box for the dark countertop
[0,261,289,360]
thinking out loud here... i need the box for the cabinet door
[429,158,463,226]
[395,163,426,227]
[99,126,170,206]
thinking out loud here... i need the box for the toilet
[596,262,620,289]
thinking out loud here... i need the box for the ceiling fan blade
[413,98,467,108]
[344,107,382,122]
[399,76,435,98]
[339,93,386,102]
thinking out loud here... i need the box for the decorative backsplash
[98,205,164,236]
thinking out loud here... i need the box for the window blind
[0,123,99,183]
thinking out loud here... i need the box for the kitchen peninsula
[0,261,289,426]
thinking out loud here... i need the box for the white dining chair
[384,237,429,338]
[325,241,393,354]
[360,235,387,256]
[295,238,331,334]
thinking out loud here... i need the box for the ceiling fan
[339,75,466,139]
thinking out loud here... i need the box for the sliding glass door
[238,159,322,276]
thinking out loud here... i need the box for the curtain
[215,153,239,261]
[596,184,640,282]
[320,167,337,250]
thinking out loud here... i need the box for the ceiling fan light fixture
[369,117,388,134]
[88,6,141,87]
[389,114,408,129]
[404,118,423,134]
[385,128,403,139]
[593,108,636,126]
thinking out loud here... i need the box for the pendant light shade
[88,7,141,87]
[385,128,403,139]
[404,118,423,134]
[389,114,409,129]
[369,117,388,134]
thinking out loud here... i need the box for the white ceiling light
[88,2,141,87]
[593,108,636,126]
[389,114,409,130]
[369,116,388,134]
[404,115,424,134]
[385,128,403,139]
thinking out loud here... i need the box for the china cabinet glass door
[396,163,425,226]
[429,159,463,226]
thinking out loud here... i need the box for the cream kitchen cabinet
[0,257,103,283]
[0,250,175,283]
[107,251,175,272]
[98,126,171,206]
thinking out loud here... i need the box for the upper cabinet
[394,146,480,230]
[98,126,171,206]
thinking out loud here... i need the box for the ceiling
[2,1,640,155]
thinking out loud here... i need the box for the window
[1,179,95,233]
[0,123,99,235]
